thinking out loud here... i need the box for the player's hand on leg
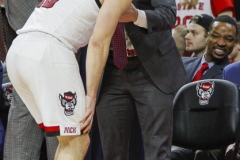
[80,95,96,134]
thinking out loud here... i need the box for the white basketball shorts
[6,32,86,136]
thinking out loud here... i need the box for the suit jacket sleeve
[144,0,176,33]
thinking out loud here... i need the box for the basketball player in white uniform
[6,0,131,159]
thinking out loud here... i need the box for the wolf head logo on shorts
[196,81,215,105]
[59,91,77,116]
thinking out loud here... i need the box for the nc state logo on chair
[196,81,215,105]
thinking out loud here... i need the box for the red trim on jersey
[38,123,45,129]
[211,0,234,17]
[38,123,60,133]
[45,126,60,133]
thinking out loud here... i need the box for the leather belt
[127,49,137,57]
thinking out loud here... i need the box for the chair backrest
[172,79,239,150]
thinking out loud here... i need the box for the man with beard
[172,15,238,160]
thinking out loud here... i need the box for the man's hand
[79,95,96,134]
[119,3,138,22]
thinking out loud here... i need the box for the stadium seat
[172,79,239,150]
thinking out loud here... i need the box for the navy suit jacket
[223,62,240,86]
[182,56,230,82]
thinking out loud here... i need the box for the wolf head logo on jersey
[3,84,13,104]
[196,81,214,105]
[59,91,77,116]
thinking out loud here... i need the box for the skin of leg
[54,133,90,160]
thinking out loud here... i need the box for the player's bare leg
[54,134,90,160]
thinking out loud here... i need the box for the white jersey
[17,0,101,53]
[175,0,213,28]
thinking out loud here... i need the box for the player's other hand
[79,95,96,134]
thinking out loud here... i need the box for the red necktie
[112,23,128,70]
[192,63,209,82]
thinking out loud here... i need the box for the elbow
[91,36,102,46]
[89,37,104,51]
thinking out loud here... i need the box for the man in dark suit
[172,15,238,160]
[83,0,188,159]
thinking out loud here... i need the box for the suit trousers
[96,54,173,160]
[4,89,58,160]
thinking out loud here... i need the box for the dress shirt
[134,9,148,29]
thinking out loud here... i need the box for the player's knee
[57,136,75,146]
[57,134,90,146]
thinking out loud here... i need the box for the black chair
[173,79,240,151]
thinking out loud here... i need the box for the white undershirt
[134,10,148,29]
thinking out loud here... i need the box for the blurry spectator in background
[228,23,240,63]
[173,25,192,57]
[174,0,234,28]
[185,14,214,57]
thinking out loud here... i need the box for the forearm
[85,0,130,98]
[85,39,110,99]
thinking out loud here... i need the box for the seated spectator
[173,25,192,57]
[185,14,214,57]
[228,23,240,63]
[172,15,238,160]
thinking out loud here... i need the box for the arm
[144,0,176,32]
[119,4,148,29]
[120,0,177,33]
[80,0,131,133]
